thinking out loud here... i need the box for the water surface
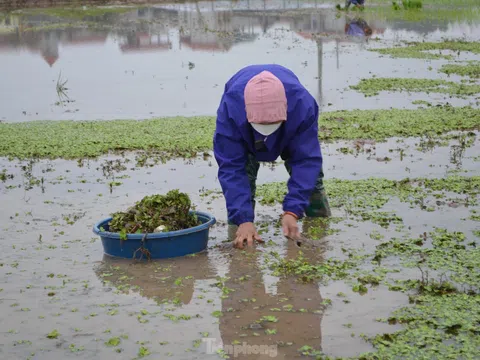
[1,0,479,122]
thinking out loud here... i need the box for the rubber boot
[305,189,332,218]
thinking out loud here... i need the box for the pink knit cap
[244,70,287,136]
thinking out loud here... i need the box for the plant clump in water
[396,0,423,10]
[350,77,480,97]
[108,190,200,235]
[439,61,480,78]
[370,40,480,60]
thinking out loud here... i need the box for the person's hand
[282,213,300,240]
[234,222,263,249]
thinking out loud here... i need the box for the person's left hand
[282,213,300,240]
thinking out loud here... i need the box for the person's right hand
[234,222,263,249]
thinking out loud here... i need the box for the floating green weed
[105,337,121,347]
[0,169,13,182]
[256,176,480,222]
[266,250,362,283]
[0,116,214,160]
[359,294,480,359]
[319,106,479,142]
[69,343,85,352]
[392,0,423,10]
[46,329,59,339]
[439,61,480,78]
[163,313,192,322]
[1,107,479,160]
[351,77,480,97]
[370,40,480,59]
[211,310,223,318]
[138,346,150,357]
[374,228,480,292]
[260,315,279,323]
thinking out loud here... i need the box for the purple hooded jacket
[213,64,322,226]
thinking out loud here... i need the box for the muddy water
[0,0,479,122]
[0,135,479,359]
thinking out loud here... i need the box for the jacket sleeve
[213,97,255,226]
[282,101,322,218]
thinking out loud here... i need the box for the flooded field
[0,0,479,359]
[1,0,480,121]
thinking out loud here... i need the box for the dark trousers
[246,153,326,213]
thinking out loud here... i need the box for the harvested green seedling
[108,190,200,235]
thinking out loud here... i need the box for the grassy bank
[0,106,478,160]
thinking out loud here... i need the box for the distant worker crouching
[345,0,365,10]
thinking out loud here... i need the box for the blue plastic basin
[92,211,216,259]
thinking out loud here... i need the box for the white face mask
[251,122,282,136]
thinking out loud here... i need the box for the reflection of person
[345,17,373,37]
[345,0,365,10]
[218,226,325,359]
[213,64,332,250]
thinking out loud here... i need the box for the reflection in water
[0,25,108,66]
[345,17,373,37]
[92,218,330,358]
[0,1,478,121]
[217,222,328,359]
[94,251,217,305]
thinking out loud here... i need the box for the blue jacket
[213,64,322,226]
[347,0,365,5]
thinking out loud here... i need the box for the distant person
[345,0,365,10]
[213,64,331,249]
[345,17,373,37]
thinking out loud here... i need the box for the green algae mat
[350,78,480,97]
[1,106,479,160]
[369,40,480,60]
[440,61,480,78]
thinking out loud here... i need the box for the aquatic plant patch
[351,227,480,359]
[256,176,480,215]
[394,0,423,10]
[439,61,480,78]
[357,293,480,359]
[1,107,479,160]
[0,116,214,160]
[255,171,480,359]
[350,77,480,97]
[362,5,480,24]
[370,40,480,60]
[264,218,480,358]
[374,0,480,5]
